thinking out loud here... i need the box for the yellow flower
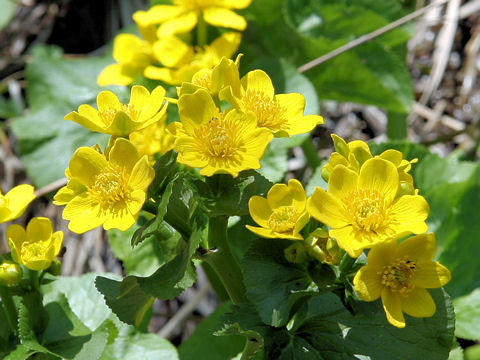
[0,184,36,223]
[307,158,429,258]
[322,135,417,195]
[246,179,309,240]
[65,85,168,136]
[170,88,273,177]
[97,34,155,87]
[177,55,242,100]
[129,111,174,158]
[133,0,252,38]
[7,217,63,271]
[221,69,323,137]
[353,233,451,328]
[53,138,154,233]
[145,32,241,85]
[0,261,23,286]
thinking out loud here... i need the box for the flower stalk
[202,216,247,304]
[0,286,17,334]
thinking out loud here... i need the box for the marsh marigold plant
[7,217,63,271]
[65,85,168,136]
[246,179,309,240]
[222,69,323,136]
[53,138,154,233]
[307,158,429,257]
[353,233,451,328]
[0,184,36,223]
[169,88,273,177]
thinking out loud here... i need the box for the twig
[419,0,460,104]
[34,177,67,197]
[297,0,449,73]
[157,283,211,339]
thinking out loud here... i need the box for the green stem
[29,270,41,295]
[201,263,230,302]
[387,112,407,140]
[0,286,17,334]
[301,136,321,169]
[142,199,158,215]
[197,14,208,47]
[202,216,247,304]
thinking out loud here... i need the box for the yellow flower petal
[52,231,64,257]
[63,194,107,233]
[267,179,306,210]
[104,201,137,231]
[97,64,134,87]
[128,155,155,192]
[178,89,219,132]
[26,217,53,242]
[68,147,107,187]
[2,184,36,222]
[353,265,383,301]
[307,188,349,229]
[109,138,140,174]
[221,0,252,8]
[53,179,86,205]
[157,11,198,37]
[358,158,398,205]
[126,189,146,217]
[329,226,364,258]
[381,288,405,328]
[413,262,451,288]
[396,233,437,262]
[209,32,241,59]
[366,240,397,268]
[389,195,429,234]
[401,287,436,318]
[328,165,358,200]
[154,36,193,68]
[203,8,247,30]
[248,196,272,228]
[66,105,105,132]
[242,70,274,99]
[97,91,122,112]
[6,224,26,263]
[108,111,140,136]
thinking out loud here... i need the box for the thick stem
[197,14,208,47]
[0,286,17,334]
[29,270,41,295]
[202,216,247,304]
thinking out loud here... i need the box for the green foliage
[10,46,127,188]
[242,238,314,327]
[0,0,16,30]
[179,302,245,360]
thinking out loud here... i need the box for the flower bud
[0,260,23,287]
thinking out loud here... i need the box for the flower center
[174,0,212,10]
[98,104,137,127]
[21,241,49,261]
[88,164,130,207]
[380,257,416,297]
[343,189,387,232]
[193,72,212,91]
[194,116,239,160]
[268,206,299,233]
[242,90,286,132]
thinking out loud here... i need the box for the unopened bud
[0,261,23,287]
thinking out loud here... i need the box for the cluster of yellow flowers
[0,185,63,286]
[97,0,250,86]
[246,135,451,328]
[56,53,323,232]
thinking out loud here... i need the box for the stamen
[98,104,138,126]
[88,164,130,207]
[268,206,298,233]
[343,189,387,232]
[242,90,287,132]
[379,257,416,297]
[21,242,49,261]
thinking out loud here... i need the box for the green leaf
[204,171,272,217]
[281,0,413,112]
[4,344,35,360]
[242,238,314,327]
[109,222,180,276]
[96,217,204,325]
[453,288,480,340]
[286,289,455,359]
[99,320,178,360]
[179,302,245,360]
[0,0,16,30]
[10,45,127,187]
